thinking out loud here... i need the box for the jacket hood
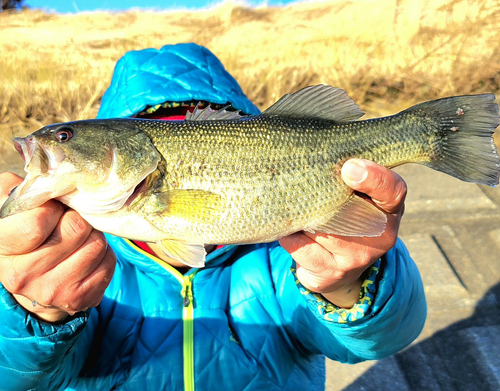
[97,43,260,119]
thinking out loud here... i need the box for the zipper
[182,274,196,391]
[123,240,198,391]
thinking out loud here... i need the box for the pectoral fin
[307,194,387,237]
[157,239,207,268]
[157,189,222,222]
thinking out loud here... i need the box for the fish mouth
[14,136,37,168]
[1,138,73,218]
[14,136,64,175]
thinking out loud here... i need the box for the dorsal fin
[185,103,248,121]
[262,85,364,122]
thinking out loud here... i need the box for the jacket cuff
[292,258,381,324]
[0,283,89,341]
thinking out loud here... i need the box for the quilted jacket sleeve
[270,238,427,363]
[0,284,98,390]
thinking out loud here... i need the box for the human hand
[0,172,116,323]
[279,159,407,308]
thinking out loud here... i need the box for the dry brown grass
[1,0,499,174]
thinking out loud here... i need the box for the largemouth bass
[1,85,499,267]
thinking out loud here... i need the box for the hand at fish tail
[279,159,407,308]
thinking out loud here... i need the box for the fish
[1,85,499,267]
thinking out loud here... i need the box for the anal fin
[308,194,387,237]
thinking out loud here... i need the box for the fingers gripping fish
[1,85,499,267]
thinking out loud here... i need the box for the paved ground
[326,163,500,391]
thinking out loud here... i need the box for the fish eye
[55,127,73,142]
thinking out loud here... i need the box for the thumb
[341,159,407,214]
[295,263,323,291]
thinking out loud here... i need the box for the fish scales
[129,113,447,245]
[132,116,348,244]
[1,85,498,267]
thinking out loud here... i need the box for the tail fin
[404,94,500,186]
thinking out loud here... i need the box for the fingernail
[343,160,368,183]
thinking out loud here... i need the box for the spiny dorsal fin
[185,103,247,121]
[305,194,387,236]
[262,85,364,122]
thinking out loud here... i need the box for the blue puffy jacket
[0,43,426,391]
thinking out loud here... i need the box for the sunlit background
[1,1,499,389]
[25,0,300,12]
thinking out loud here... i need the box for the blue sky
[25,0,300,13]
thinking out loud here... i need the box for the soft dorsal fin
[262,85,364,122]
[185,103,248,121]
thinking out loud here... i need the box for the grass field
[1,0,499,174]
